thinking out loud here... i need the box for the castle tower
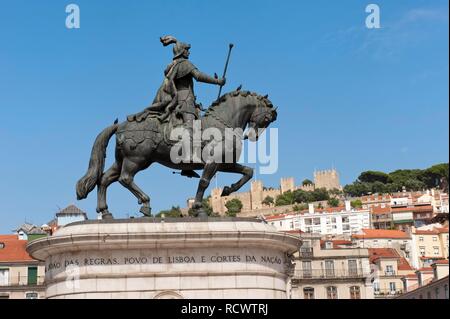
[210,188,225,215]
[280,177,295,194]
[250,180,264,210]
[314,169,341,191]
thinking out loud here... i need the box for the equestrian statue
[76,36,278,219]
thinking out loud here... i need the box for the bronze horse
[76,89,277,219]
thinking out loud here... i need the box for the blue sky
[0,0,448,232]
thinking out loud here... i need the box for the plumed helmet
[160,35,191,59]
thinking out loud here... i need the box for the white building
[352,229,413,266]
[266,201,371,236]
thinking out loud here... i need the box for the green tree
[420,163,449,189]
[311,188,330,201]
[262,196,274,206]
[351,199,363,208]
[156,206,183,218]
[329,188,343,196]
[225,198,243,217]
[358,171,392,184]
[327,198,340,207]
[188,197,214,216]
[293,203,308,212]
[302,179,314,186]
[275,191,295,206]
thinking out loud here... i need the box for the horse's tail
[76,123,119,200]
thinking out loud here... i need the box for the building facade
[0,234,46,299]
[291,235,373,299]
[368,248,415,298]
[410,224,449,269]
[266,202,370,236]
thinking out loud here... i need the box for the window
[302,261,312,278]
[326,286,338,299]
[348,260,358,276]
[389,282,396,294]
[290,221,294,229]
[419,237,424,242]
[350,286,361,299]
[0,242,5,249]
[373,282,380,293]
[433,247,440,256]
[433,237,438,242]
[303,287,315,299]
[342,216,349,223]
[419,247,426,256]
[325,260,335,277]
[435,288,440,298]
[427,291,431,299]
[0,269,9,286]
[386,265,394,275]
[313,218,321,225]
[27,267,38,285]
[25,292,38,299]
[388,240,392,245]
[305,219,312,226]
[325,241,333,249]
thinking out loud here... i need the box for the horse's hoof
[102,212,114,220]
[221,186,232,197]
[193,208,208,218]
[140,205,152,217]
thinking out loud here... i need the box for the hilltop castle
[207,169,342,215]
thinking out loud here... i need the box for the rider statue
[129,35,225,177]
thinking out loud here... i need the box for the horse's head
[245,94,278,141]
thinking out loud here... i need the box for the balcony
[294,269,367,280]
[0,276,45,288]
[374,289,404,298]
[384,270,397,277]
[299,247,314,258]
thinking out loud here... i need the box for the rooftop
[353,229,410,239]
[56,204,88,217]
[0,235,36,263]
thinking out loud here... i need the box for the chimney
[308,203,314,214]
[345,200,351,211]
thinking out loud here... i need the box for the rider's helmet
[160,35,191,59]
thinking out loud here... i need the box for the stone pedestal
[27,218,301,299]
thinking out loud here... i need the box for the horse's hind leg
[97,161,121,219]
[119,158,153,217]
[192,163,218,217]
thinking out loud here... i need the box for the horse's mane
[203,89,273,117]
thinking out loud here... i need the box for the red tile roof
[320,240,352,249]
[398,257,414,271]
[368,248,400,263]
[414,226,449,235]
[371,206,391,215]
[417,267,434,272]
[265,214,293,221]
[353,229,410,239]
[433,260,449,265]
[0,235,36,263]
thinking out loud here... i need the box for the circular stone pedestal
[27,218,301,299]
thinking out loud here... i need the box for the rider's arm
[192,69,225,86]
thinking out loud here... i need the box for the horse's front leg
[192,163,218,217]
[218,163,254,197]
